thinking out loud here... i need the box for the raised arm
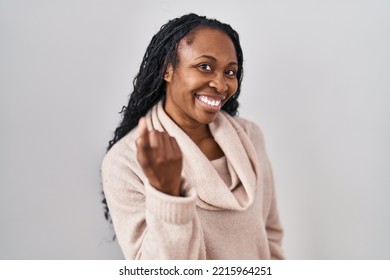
[101,120,205,259]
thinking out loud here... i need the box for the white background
[1,0,389,259]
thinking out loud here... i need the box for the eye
[225,69,237,77]
[198,64,212,71]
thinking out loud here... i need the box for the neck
[162,103,224,160]
[163,99,213,145]
[166,113,212,144]
[180,122,211,144]
[172,115,224,161]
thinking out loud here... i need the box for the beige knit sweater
[102,101,284,259]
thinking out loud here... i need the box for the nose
[209,73,228,94]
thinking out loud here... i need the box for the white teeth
[198,95,221,107]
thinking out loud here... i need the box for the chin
[195,112,219,125]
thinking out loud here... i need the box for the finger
[136,143,151,168]
[149,130,162,149]
[137,117,150,148]
[169,137,182,156]
[138,117,148,138]
[160,132,174,155]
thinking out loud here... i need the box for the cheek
[172,72,198,91]
[186,73,207,88]
[229,79,239,94]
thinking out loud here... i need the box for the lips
[197,95,221,107]
[195,94,226,109]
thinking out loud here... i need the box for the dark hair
[102,13,244,224]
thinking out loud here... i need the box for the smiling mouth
[195,94,223,107]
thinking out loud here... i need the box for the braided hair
[103,13,244,223]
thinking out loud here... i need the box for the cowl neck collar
[145,101,260,211]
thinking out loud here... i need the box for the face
[164,27,239,128]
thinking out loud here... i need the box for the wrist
[153,179,181,197]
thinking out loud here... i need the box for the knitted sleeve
[101,137,206,260]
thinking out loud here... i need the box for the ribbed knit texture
[210,156,232,187]
[145,181,196,224]
[102,101,284,259]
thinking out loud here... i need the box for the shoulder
[230,114,266,146]
[101,127,140,177]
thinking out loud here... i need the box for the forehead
[177,28,237,62]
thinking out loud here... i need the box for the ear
[164,64,173,83]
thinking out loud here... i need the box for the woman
[102,13,284,259]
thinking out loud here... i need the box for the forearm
[105,176,206,260]
[137,182,205,259]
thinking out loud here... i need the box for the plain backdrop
[1,0,389,259]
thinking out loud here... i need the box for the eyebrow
[195,55,238,66]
